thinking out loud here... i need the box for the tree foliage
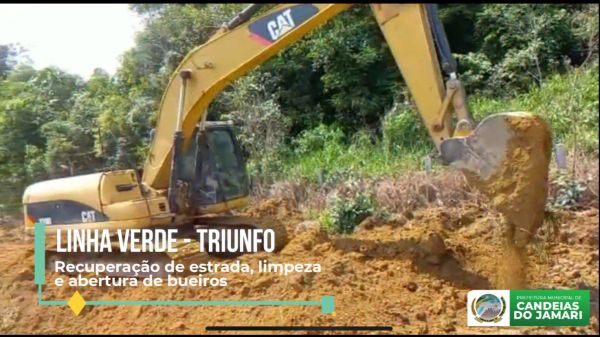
[0,4,598,208]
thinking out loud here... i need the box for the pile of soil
[0,198,597,334]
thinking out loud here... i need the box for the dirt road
[0,198,598,334]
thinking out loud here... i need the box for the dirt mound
[0,216,27,243]
[0,199,597,334]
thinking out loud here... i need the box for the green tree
[465,4,579,92]
[0,44,24,79]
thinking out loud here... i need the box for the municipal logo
[467,290,510,326]
[471,293,506,323]
[467,289,589,327]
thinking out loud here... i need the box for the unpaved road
[0,198,598,334]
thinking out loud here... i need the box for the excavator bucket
[440,112,552,247]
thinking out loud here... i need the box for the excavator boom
[143,4,351,190]
[142,4,458,190]
[140,3,553,247]
[22,4,552,254]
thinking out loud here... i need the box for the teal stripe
[34,223,46,285]
[37,284,328,308]
[86,300,321,306]
[39,300,67,306]
[321,295,335,314]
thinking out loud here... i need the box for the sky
[0,4,144,79]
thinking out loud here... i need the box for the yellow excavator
[22,4,552,272]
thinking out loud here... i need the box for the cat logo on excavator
[267,9,295,40]
[248,4,319,45]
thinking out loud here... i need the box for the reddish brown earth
[0,198,598,334]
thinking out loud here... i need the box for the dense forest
[0,4,598,212]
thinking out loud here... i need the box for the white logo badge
[467,290,511,326]
[267,9,295,41]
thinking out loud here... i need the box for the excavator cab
[172,121,250,215]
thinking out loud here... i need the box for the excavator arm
[142,3,468,190]
[143,3,552,248]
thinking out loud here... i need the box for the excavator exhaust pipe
[440,112,553,247]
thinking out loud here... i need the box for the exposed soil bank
[0,199,597,334]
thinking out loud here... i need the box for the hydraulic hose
[426,4,457,76]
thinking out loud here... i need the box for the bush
[571,4,599,62]
[292,124,345,157]
[382,103,430,155]
[454,52,494,94]
[451,4,596,95]
[550,172,588,210]
[319,192,375,234]
[220,72,291,159]
[475,4,578,91]
[246,148,289,186]
[468,63,599,153]
[277,122,428,185]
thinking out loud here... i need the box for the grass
[246,65,599,234]
[247,138,431,188]
[249,64,598,189]
[280,143,429,183]
[469,63,599,152]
